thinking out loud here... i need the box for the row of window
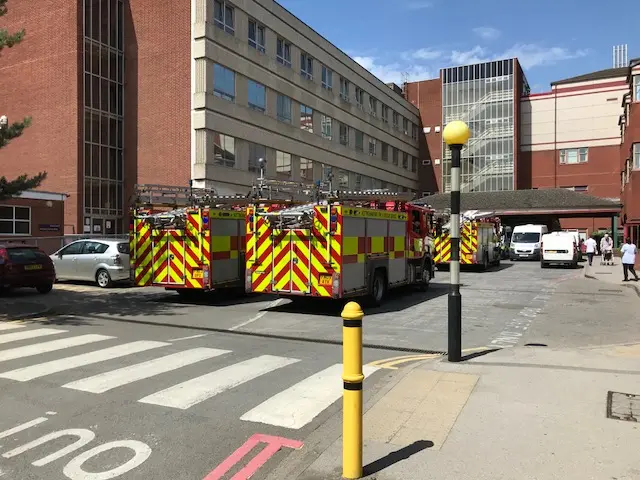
[559,147,588,165]
[212,132,414,192]
[0,205,30,235]
[213,64,418,172]
[633,75,639,102]
[212,0,419,140]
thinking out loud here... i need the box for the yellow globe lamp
[443,120,471,146]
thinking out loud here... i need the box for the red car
[0,244,56,294]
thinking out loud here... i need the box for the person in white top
[620,237,639,282]
[584,235,598,266]
[600,233,614,266]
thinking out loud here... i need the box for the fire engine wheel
[419,266,430,291]
[96,269,112,288]
[371,271,386,305]
[482,254,489,271]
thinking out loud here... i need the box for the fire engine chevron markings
[63,348,231,393]
[0,341,169,382]
[138,355,300,410]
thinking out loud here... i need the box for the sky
[278,0,638,93]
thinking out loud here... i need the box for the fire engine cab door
[272,229,311,294]
[166,230,187,285]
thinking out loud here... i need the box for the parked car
[0,244,56,293]
[51,239,130,288]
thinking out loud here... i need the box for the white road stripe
[0,335,115,363]
[0,341,169,382]
[138,354,299,410]
[228,299,283,331]
[240,364,380,429]
[63,347,231,393]
[0,328,66,345]
[167,334,210,342]
[0,323,25,331]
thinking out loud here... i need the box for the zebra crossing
[0,322,379,430]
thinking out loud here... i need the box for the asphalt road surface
[0,260,586,479]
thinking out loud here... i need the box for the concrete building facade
[0,0,420,236]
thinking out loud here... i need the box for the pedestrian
[620,237,639,282]
[600,233,614,266]
[585,234,598,266]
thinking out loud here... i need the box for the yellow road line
[368,354,441,370]
[368,354,431,366]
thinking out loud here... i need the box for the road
[0,260,585,479]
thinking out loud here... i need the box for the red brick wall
[0,1,82,233]
[123,0,191,211]
[405,78,442,194]
[621,102,640,225]
[0,197,66,254]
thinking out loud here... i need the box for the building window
[337,169,349,189]
[213,0,234,34]
[300,157,313,180]
[339,123,349,146]
[321,65,333,90]
[276,151,292,177]
[382,104,389,123]
[276,94,292,123]
[247,80,265,112]
[403,152,409,169]
[392,111,399,129]
[321,115,332,140]
[213,133,236,168]
[0,205,30,235]
[355,130,364,152]
[300,104,313,132]
[248,19,265,53]
[300,52,313,80]
[403,118,409,135]
[276,37,291,67]
[563,186,588,192]
[248,142,266,173]
[559,147,588,164]
[411,156,417,172]
[634,75,640,102]
[339,77,350,102]
[355,87,364,108]
[369,96,377,116]
[392,147,398,165]
[368,138,376,156]
[412,124,419,140]
[634,143,640,169]
[381,143,388,161]
[213,64,235,101]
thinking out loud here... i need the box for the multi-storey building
[0,0,420,235]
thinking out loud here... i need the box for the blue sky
[278,0,638,93]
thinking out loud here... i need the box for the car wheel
[36,283,53,294]
[96,269,112,288]
[419,263,430,291]
[370,270,386,306]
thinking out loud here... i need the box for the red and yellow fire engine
[245,186,436,304]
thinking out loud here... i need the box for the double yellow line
[367,347,490,370]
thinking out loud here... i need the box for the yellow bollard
[342,301,364,479]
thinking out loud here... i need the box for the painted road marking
[0,335,115,363]
[0,328,66,345]
[203,433,303,480]
[139,355,299,410]
[63,347,231,393]
[228,298,283,331]
[240,364,379,429]
[62,440,152,479]
[368,354,441,370]
[168,333,210,342]
[0,417,49,440]
[0,322,25,331]
[0,341,169,382]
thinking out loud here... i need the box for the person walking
[620,237,639,282]
[600,233,614,266]
[585,235,598,267]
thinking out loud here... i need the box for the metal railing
[0,234,129,255]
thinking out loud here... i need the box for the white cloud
[472,27,500,40]
[353,56,435,84]
[446,44,589,69]
[405,1,433,10]
[405,48,442,61]
[449,46,489,65]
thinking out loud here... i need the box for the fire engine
[245,183,436,304]
[433,210,502,270]
[129,179,316,295]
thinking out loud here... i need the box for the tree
[0,0,46,201]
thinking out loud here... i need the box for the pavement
[584,260,640,297]
[0,261,635,479]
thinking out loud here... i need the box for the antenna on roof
[613,44,628,68]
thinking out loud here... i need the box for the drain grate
[606,391,639,422]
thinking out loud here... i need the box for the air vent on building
[434,126,441,133]
[435,159,441,165]
[422,192,432,197]
[422,159,432,165]
[423,127,431,133]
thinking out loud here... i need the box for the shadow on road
[363,440,434,476]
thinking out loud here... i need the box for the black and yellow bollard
[342,301,364,479]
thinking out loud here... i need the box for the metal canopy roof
[414,189,621,218]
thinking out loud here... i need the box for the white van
[509,224,548,260]
[541,232,579,268]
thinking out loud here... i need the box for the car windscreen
[6,247,48,263]
[117,242,130,254]
[512,232,540,243]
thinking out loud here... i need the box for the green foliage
[0,0,47,200]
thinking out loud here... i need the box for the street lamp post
[442,120,471,363]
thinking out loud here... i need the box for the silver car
[51,239,130,288]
